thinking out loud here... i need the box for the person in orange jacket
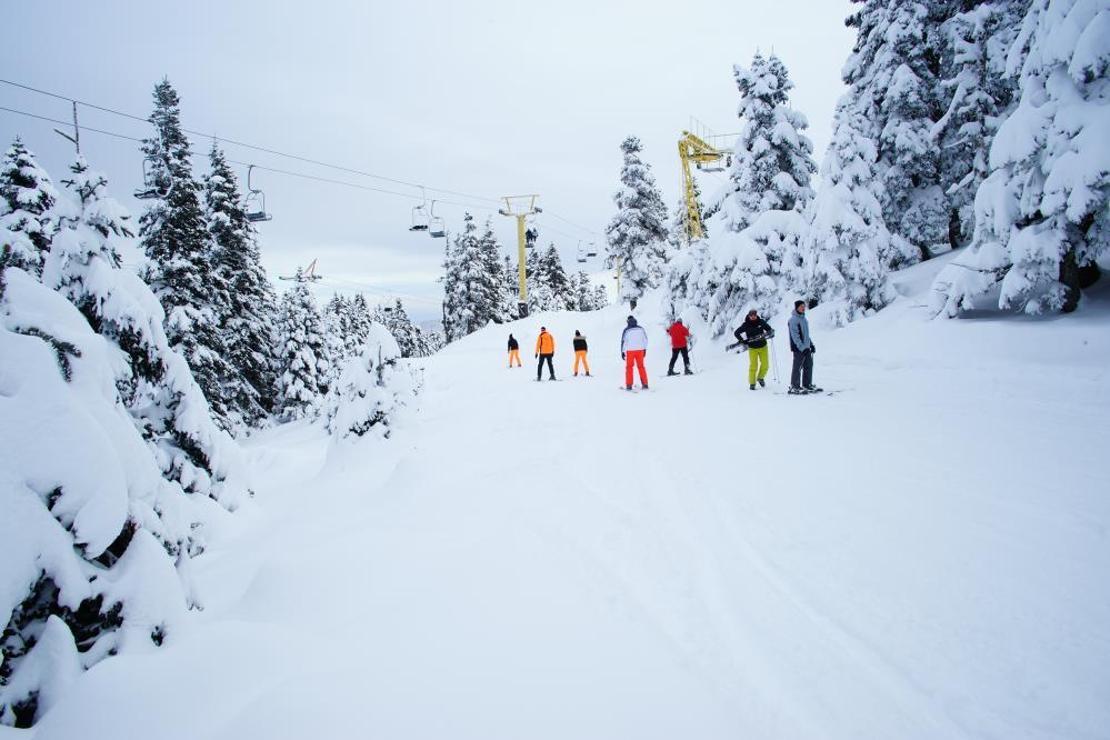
[535,326,556,381]
[507,333,522,368]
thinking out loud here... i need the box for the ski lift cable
[0,78,503,205]
[544,210,603,237]
[0,104,499,214]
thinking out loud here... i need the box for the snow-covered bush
[0,269,212,727]
[326,324,416,442]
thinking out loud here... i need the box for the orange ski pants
[508,349,521,367]
[624,350,647,388]
[573,350,590,375]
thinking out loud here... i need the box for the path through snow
[25,263,1110,740]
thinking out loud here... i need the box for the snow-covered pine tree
[931,0,1109,316]
[694,53,817,333]
[477,218,513,322]
[348,293,373,352]
[449,213,500,335]
[933,1,1026,248]
[803,98,901,325]
[843,0,950,263]
[44,156,247,509]
[591,282,610,310]
[441,222,465,341]
[323,293,353,384]
[275,277,332,419]
[203,142,278,426]
[500,253,520,320]
[1,155,252,726]
[382,299,422,358]
[138,79,235,429]
[0,138,58,278]
[1,266,212,728]
[326,323,415,442]
[605,136,669,309]
[539,243,573,310]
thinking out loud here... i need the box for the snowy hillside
[14,257,1109,740]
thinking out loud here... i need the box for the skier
[734,309,774,390]
[620,315,649,390]
[572,330,591,377]
[535,326,556,381]
[665,318,693,376]
[787,300,820,394]
[507,333,521,368]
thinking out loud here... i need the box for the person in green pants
[733,309,774,390]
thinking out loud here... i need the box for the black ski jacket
[573,336,588,352]
[507,337,519,351]
[734,318,773,349]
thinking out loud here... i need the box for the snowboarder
[620,315,649,390]
[572,330,591,376]
[507,333,521,368]
[734,309,774,390]
[666,318,693,376]
[535,326,556,381]
[787,300,819,394]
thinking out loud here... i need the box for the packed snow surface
[16,257,1110,740]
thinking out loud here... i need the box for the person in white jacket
[620,316,650,390]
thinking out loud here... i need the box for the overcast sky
[1,0,855,321]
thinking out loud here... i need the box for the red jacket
[667,322,690,349]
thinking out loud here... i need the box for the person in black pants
[534,326,556,381]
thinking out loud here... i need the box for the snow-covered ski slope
[18,257,1110,740]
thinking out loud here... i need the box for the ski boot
[758,378,765,388]
[749,384,756,391]
[788,386,804,395]
[684,369,693,375]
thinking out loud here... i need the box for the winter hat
[574,330,581,336]
[627,316,637,327]
[540,326,547,331]
[794,300,806,311]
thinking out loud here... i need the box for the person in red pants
[620,315,649,390]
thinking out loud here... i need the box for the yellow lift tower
[677,119,733,242]
[498,194,542,317]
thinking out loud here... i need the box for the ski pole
[770,338,781,384]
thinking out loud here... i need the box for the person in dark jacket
[734,309,774,390]
[787,300,817,394]
[666,319,693,376]
[507,334,521,368]
[572,330,591,376]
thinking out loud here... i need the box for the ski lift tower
[677,118,735,242]
[498,194,542,317]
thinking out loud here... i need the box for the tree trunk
[1078,261,1101,289]
[1058,247,1080,313]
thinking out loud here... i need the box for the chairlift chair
[245,165,273,222]
[428,201,446,238]
[585,242,598,258]
[134,156,166,200]
[576,241,587,264]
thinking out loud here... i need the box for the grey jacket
[788,312,812,352]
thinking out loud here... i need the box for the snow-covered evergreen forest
[1,0,1107,737]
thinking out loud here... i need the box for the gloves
[621,352,626,360]
[534,353,538,358]
[810,344,816,355]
